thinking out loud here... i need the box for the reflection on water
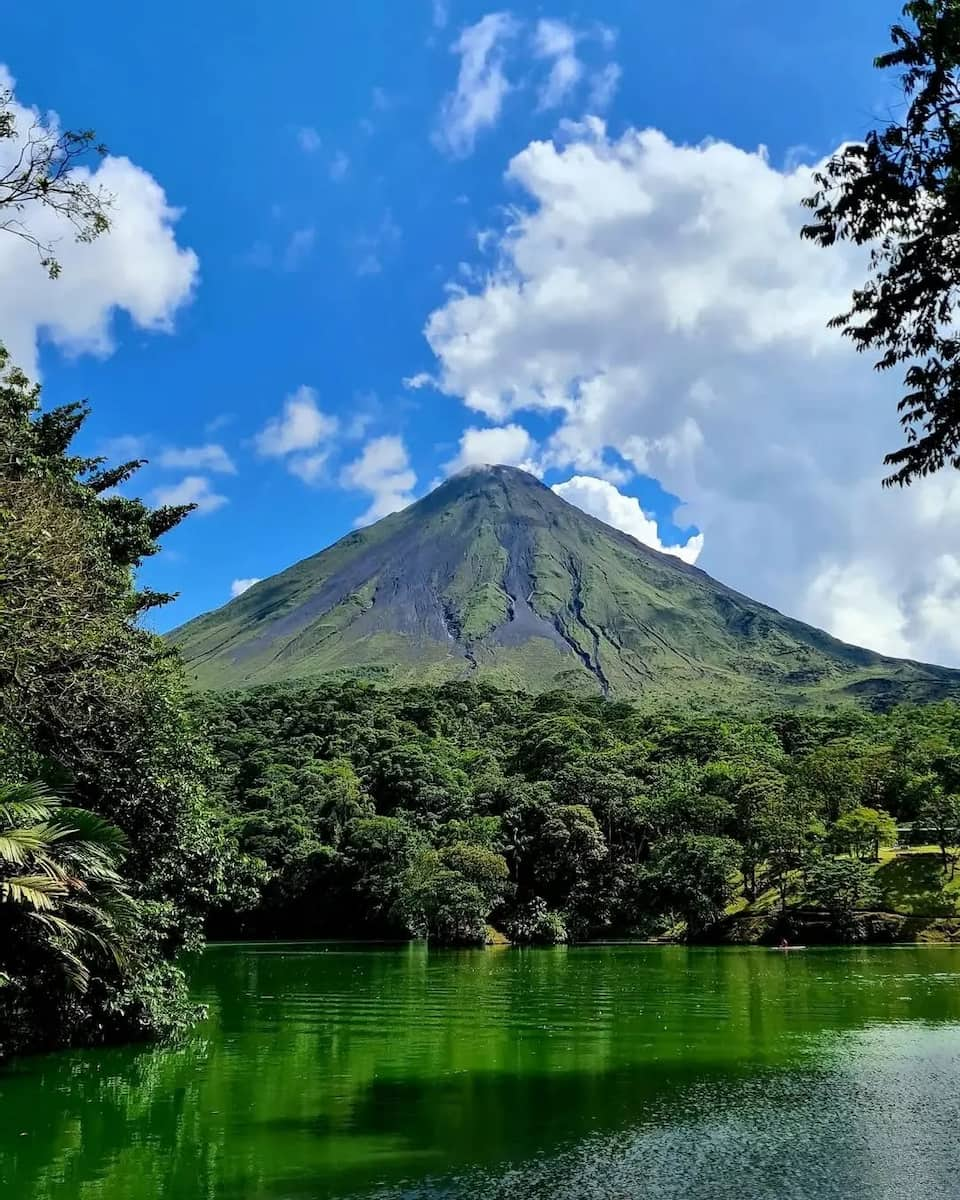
[2,944,960,1199]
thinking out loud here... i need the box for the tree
[396,842,510,944]
[793,739,877,823]
[734,768,789,899]
[637,760,733,841]
[832,806,897,862]
[761,797,825,911]
[645,834,741,937]
[196,677,960,949]
[804,857,881,929]
[802,1,960,485]
[0,350,238,1055]
[529,804,607,901]
[514,713,608,776]
[436,843,510,908]
[313,759,368,846]
[917,785,960,873]
[341,815,424,929]
[1,84,111,277]
[503,897,568,944]
[367,742,470,825]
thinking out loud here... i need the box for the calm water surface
[2,944,960,1199]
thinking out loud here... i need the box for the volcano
[168,465,960,707]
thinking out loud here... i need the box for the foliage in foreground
[0,781,135,995]
[0,349,244,1058]
[1,79,112,277]
[803,0,960,486]
[200,680,960,946]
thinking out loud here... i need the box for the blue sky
[9,1,949,661]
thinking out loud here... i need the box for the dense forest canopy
[198,680,960,947]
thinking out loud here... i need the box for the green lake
[2,943,960,1199]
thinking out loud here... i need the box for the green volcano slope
[168,465,960,707]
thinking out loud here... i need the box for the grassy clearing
[729,848,960,922]
[873,851,960,917]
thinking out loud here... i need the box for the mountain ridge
[168,465,960,707]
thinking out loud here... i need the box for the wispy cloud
[403,371,436,391]
[532,19,582,110]
[240,240,274,270]
[297,126,322,153]
[345,391,383,440]
[100,434,149,462]
[205,413,234,434]
[352,210,401,277]
[329,151,350,182]
[157,443,237,474]
[532,18,620,112]
[282,226,316,271]
[254,386,340,484]
[242,225,315,273]
[288,451,332,484]
[434,13,519,157]
[432,13,619,155]
[588,62,621,111]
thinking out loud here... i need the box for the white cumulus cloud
[254,385,338,457]
[553,475,703,564]
[0,66,198,379]
[445,423,540,474]
[421,118,960,665]
[151,475,227,515]
[230,577,262,598]
[341,435,417,525]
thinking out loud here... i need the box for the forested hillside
[200,681,960,945]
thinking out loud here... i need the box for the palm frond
[29,910,82,948]
[0,800,56,826]
[46,942,90,992]
[0,780,134,990]
[0,823,64,865]
[0,780,61,824]
[2,874,69,910]
[57,807,128,852]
